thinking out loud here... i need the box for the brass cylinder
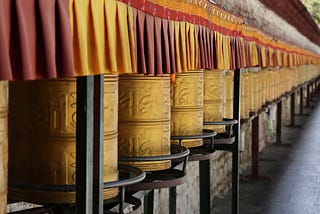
[171,71,204,147]
[203,70,226,133]
[0,81,8,214]
[8,75,119,204]
[118,74,171,171]
[225,71,234,118]
[240,69,249,119]
[252,70,259,112]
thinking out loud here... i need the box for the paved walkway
[212,97,320,214]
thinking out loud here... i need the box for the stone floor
[212,96,320,214]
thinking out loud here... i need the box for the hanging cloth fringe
[0,0,74,81]
[70,0,135,75]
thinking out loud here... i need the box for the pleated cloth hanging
[0,0,74,80]
[198,26,215,69]
[70,0,136,75]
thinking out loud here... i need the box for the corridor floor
[212,97,320,214]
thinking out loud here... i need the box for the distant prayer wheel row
[240,65,320,119]
[0,81,8,214]
[8,75,119,204]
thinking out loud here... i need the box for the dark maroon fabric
[234,37,240,69]
[136,10,147,74]
[168,20,176,74]
[145,14,155,75]
[244,41,250,68]
[266,48,270,67]
[205,28,212,69]
[273,50,278,67]
[0,0,74,81]
[230,37,236,70]
[198,26,205,69]
[161,19,171,74]
[257,45,262,67]
[134,10,175,75]
[210,30,216,69]
[235,37,243,69]
[202,27,208,69]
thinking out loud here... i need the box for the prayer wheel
[240,69,249,119]
[247,69,254,113]
[0,81,8,214]
[171,71,204,147]
[203,70,226,133]
[118,74,171,171]
[225,71,234,118]
[261,69,267,106]
[257,70,263,109]
[269,70,275,101]
[251,68,260,112]
[8,75,119,204]
[274,69,280,99]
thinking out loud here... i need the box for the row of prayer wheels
[240,65,320,119]
[6,70,230,205]
[3,65,319,206]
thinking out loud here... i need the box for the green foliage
[302,0,320,25]
[310,2,320,25]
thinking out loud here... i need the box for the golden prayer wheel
[0,81,8,214]
[8,75,119,204]
[269,70,275,101]
[251,68,260,112]
[240,69,249,119]
[203,70,226,133]
[225,71,234,119]
[118,74,171,171]
[171,71,204,147]
[274,69,280,99]
[247,70,253,113]
[261,69,267,105]
[258,70,264,109]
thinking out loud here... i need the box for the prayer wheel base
[119,161,171,172]
[171,139,203,148]
[8,188,118,204]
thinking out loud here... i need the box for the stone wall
[213,0,320,54]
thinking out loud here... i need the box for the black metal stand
[296,87,309,116]
[231,69,241,214]
[276,100,282,144]
[171,129,217,213]
[120,144,190,214]
[286,90,302,128]
[76,75,104,214]
[8,164,146,214]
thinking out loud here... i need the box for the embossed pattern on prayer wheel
[225,71,234,119]
[8,75,119,204]
[0,81,8,214]
[203,70,226,133]
[118,74,171,171]
[171,71,204,147]
[252,69,260,112]
[274,69,280,99]
[240,70,249,119]
[247,70,254,113]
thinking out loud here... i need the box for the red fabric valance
[0,0,74,81]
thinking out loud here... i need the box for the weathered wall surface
[153,96,292,213]
[214,0,320,54]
